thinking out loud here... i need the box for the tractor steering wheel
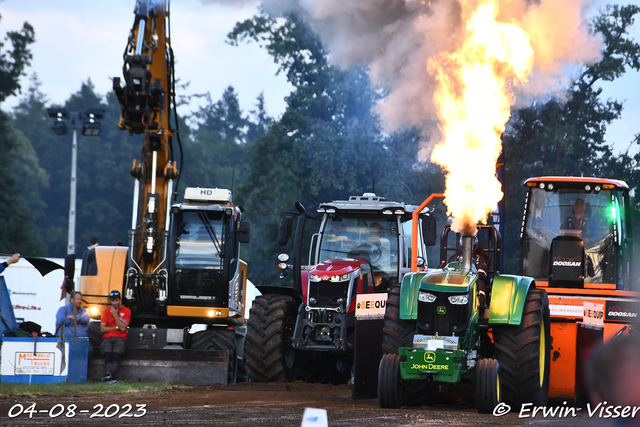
[351,242,382,264]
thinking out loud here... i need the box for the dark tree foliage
[502,4,640,273]
[14,80,141,257]
[0,17,42,254]
[9,75,49,239]
[229,14,444,285]
[0,15,34,103]
[180,86,269,193]
[0,110,43,254]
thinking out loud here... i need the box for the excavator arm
[113,0,180,295]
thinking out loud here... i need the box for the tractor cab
[317,213,401,292]
[275,193,436,354]
[520,177,632,290]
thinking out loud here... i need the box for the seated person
[562,198,599,243]
[370,222,391,267]
[446,236,491,308]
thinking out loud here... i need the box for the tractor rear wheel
[475,358,501,414]
[382,283,415,354]
[191,328,237,384]
[378,354,402,408]
[245,294,299,382]
[493,288,550,408]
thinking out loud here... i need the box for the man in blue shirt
[56,291,93,359]
[0,253,20,274]
[56,291,91,338]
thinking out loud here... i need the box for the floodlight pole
[47,107,103,257]
[68,112,80,256]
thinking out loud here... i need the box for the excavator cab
[520,177,632,290]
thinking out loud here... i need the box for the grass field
[0,382,179,396]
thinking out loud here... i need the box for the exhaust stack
[462,235,473,272]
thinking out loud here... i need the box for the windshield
[319,215,399,284]
[174,211,225,301]
[523,187,617,283]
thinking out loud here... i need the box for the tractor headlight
[448,295,469,305]
[278,253,290,262]
[418,292,437,303]
[309,274,321,282]
[330,273,350,282]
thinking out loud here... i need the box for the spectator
[99,290,131,382]
[55,291,94,359]
[0,253,20,274]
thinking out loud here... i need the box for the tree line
[0,5,638,285]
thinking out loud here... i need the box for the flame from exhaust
[430,1,534,236]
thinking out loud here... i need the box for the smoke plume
[262,0,603,149]
[261,0,604,233]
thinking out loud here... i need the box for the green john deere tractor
[378,217,550,413]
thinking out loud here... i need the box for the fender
[488,274,534,325]
[399,271,428,320]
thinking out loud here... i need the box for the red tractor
[245,193,438,384]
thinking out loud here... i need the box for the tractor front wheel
[493,288,550,408]
[245,294,299,382]
[475,358,501,414]
[380,282,426,406]
[191,328,237,385]
[378,354,402,408]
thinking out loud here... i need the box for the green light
[610,204,617,221]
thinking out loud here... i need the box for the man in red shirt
[100,290,131,381]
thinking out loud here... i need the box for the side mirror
[278,214,294,246]
[238,221,251,244]
[422,216,438,247]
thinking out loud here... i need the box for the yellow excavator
[75,0,250,384]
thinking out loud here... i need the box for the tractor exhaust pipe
[462,235,473,272]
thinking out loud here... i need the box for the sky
[1,0,638,154]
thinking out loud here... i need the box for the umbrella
[0,254,63,277]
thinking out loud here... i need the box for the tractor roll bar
[411,193,444,272]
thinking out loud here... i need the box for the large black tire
[237,356,250,383]
[245,294,298,382]
[493,288,550,408]
[378,354,402,408]
[191,329,237,384]
[382,283,415,354]
[475,358,501,414]
[381,282,426,406]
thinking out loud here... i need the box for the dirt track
[0,382,613,426]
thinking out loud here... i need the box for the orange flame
[430,0,534,236]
